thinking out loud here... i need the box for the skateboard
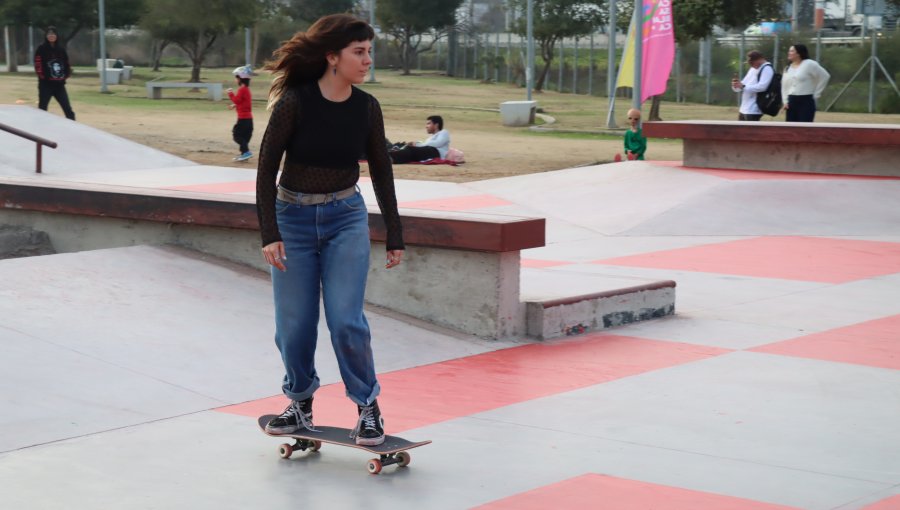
[257,415,431,474]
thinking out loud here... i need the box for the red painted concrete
[752,315,900,370]
[594,237,900,284]
[218,335,728,433]
[472,474,801,510]
[399,194,513,211]
[521,258,571,269]
[166,181,256,194]
[862,495,900,510]
[684,167,899,181]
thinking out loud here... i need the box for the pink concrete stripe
[472,474,801,510]
[217,335,729,433]
[165,181,256,194]
[593,236,900,284]
[399,194,513,211]
[862,495,900,510]
[751,314,900,370]
[652,161,900,181]
[521,258,572,269]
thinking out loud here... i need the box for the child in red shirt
[228,66,254,161]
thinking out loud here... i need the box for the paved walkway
[1,106,899,509]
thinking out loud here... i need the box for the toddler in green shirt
[623,108,647,161]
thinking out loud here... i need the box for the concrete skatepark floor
[1,106,900,509]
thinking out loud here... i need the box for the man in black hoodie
[34,26,75,120]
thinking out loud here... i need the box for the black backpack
[755,63,782,116]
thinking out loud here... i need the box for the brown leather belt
[276,185,357,205]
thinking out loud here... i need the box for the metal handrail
[0,122,58,174]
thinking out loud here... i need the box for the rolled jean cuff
[283,378,320,402]
[348,381,381,407]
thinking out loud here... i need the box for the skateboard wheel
[278,443,293,459]
[396,451,411,467]
[367,458,382,474]
[309,440,322,452]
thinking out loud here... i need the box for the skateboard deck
[257,414,431,474]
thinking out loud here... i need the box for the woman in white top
[781,44,830,122]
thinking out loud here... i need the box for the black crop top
[255,82,403,250]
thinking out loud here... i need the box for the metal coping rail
[0,122,58,174]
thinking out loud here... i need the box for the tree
[378,0,463,75]
[140,0,261,82]
[285,0,357,24]
[0,0,145,46]
[511,0,605,91]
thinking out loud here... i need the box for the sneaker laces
[280,400,319,432]
[350,405,378,439]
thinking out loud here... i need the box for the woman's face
[787,46,798,62]
[47,33,57,44]
[331,40,372,84]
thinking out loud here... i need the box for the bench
[643,120,900,177]
[100,68,122,84]
[146,82,223,101]
[500,100,537,126]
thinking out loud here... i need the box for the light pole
[607,1,617,128]
[99,0,108,93]
[791,0,799,33]
[245,27,252,68]
[369,0,377,82]
[632,0,642,111]
[526,0,534,100]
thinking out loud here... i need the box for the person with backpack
[781,44,830,122]
[731,50,775,121]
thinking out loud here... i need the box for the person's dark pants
[38,81,75,120]
[389,145,439,164]
[232,118,253,154]
[738,113,763,121]
[786,94,816,122]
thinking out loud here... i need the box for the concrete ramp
[0,105,195,176]
[465,161,900,238]
[0,245,519,454]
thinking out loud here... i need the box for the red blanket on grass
[360,158,461,166]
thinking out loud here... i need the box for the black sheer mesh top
[255,82,403,250]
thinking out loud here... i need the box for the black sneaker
[351,400,385,446]
[265,397,315,434]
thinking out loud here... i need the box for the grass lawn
[3,66,899,182]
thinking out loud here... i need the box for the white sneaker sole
[355,435,385,446]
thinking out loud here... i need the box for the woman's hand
[263,241,287,272]
[385,250,403,269]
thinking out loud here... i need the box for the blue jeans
[271,191,380,406]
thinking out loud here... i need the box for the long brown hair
[265,14,374,109]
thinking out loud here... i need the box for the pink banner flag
[640,0,675,102]
[616,0,675,103]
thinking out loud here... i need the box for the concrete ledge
[0,177,544,339]
[526,281,676,340]
[644,120,900,177]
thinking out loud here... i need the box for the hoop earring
[332,66,337,75]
